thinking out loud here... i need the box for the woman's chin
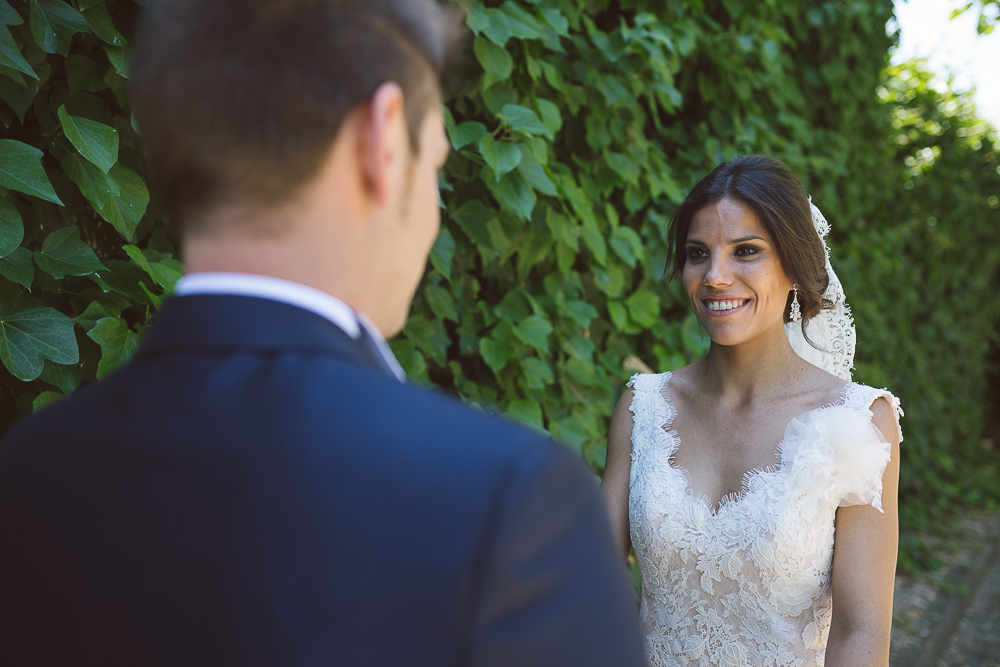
[700,322,760,348]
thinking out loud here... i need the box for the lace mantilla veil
[784,198,856,381]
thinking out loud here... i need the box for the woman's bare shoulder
[661,360,703,397]
[794,359,850,406]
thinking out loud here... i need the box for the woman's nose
[704,255,733,287]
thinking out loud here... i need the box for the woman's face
[682,197,793,347]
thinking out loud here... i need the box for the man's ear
[360,82,407,208]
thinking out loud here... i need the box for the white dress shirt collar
[174,272,405,381]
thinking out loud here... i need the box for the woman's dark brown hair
[666,155,832,341]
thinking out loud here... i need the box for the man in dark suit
[0,1,646,664]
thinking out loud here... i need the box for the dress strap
[626,372,677,462]
[842,383,904,443]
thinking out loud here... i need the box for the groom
[0,0,645,665]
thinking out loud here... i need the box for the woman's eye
[687,247,707,260]
[735,245,760,257]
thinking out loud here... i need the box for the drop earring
[790,284,802,322]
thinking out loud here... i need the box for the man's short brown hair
[131,0,459,234]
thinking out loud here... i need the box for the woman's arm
[600,387,635,560]
[825,397,901,667]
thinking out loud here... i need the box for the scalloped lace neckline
[656,371,855,516]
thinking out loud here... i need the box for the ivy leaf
[61,151,120,209]
[536,98,563,137]
[0,305,78,381]
[29,0,87,56]
[480,337,513,373]
[505,398,544,430]
[73,300,120,331]
[89,259,151,304]
[33,226,106,279]
[39,358,82,394]
[0,25,38,80]
[561,179,599,229]
[545,209,578,249]
[429,228,455,280]
[81,3,125,46]
[606,152,640,185]
[607,300,628,331]
[495,290,531,321]
[610,226,644,268]
[87,315,139,379]
[482,8,514,46]
[0,139,62,204]
[660,175,685,204]
[479,134,523,181]
[424,283,459,323]
[448,120,487,150]
[64,54,107,93]
[481,320,519,373]
[465,3,490,35]
[0,198,23,256]
[565,357,601,387]
[58,105,118,174]
[593,264,627,298]
[0,1,23,25]
[387,339,427,381]
[596,74,633,107]
[489,170,536,221]
[499,104,548,136]
[517,158,558,196]
[450,200,496,251]
[474,35,513,90]
[0,71,39,123]
[123,244,181,292]
[104,43,129,78]
[95,163,149,240]
[499,2,547,41]
[540,8,570,37]
[562,300,599,328]
[625,289,661,329]
[402,315,449,366]
[0,246,32,288]
[549,416,588,452]
[681,314,710,357]
[520,356,554,389]
[514,314,552,352]
[32,389,62,412]
[580,217,607,265]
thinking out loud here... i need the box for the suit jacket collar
[139,294,388,376]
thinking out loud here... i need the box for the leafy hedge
[0,0,997,555]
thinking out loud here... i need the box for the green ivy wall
[0,0,997,559]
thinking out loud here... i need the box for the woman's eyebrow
[686,235,764,246]
[728,235,765,244]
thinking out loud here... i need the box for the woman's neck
[694,321,807,404]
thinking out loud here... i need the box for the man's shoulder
[1,348,575,490]
[296,363,573,475]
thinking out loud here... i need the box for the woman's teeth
[707,299,748,311]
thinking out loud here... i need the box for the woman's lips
[703,298,750,316]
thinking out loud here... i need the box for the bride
[601,155,903,667]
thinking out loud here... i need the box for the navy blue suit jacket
[0,295,645,666]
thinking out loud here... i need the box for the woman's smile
[704,297,752,315]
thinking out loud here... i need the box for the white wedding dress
[627,371,903,667]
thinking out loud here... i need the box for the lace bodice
[628,372,903,667]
